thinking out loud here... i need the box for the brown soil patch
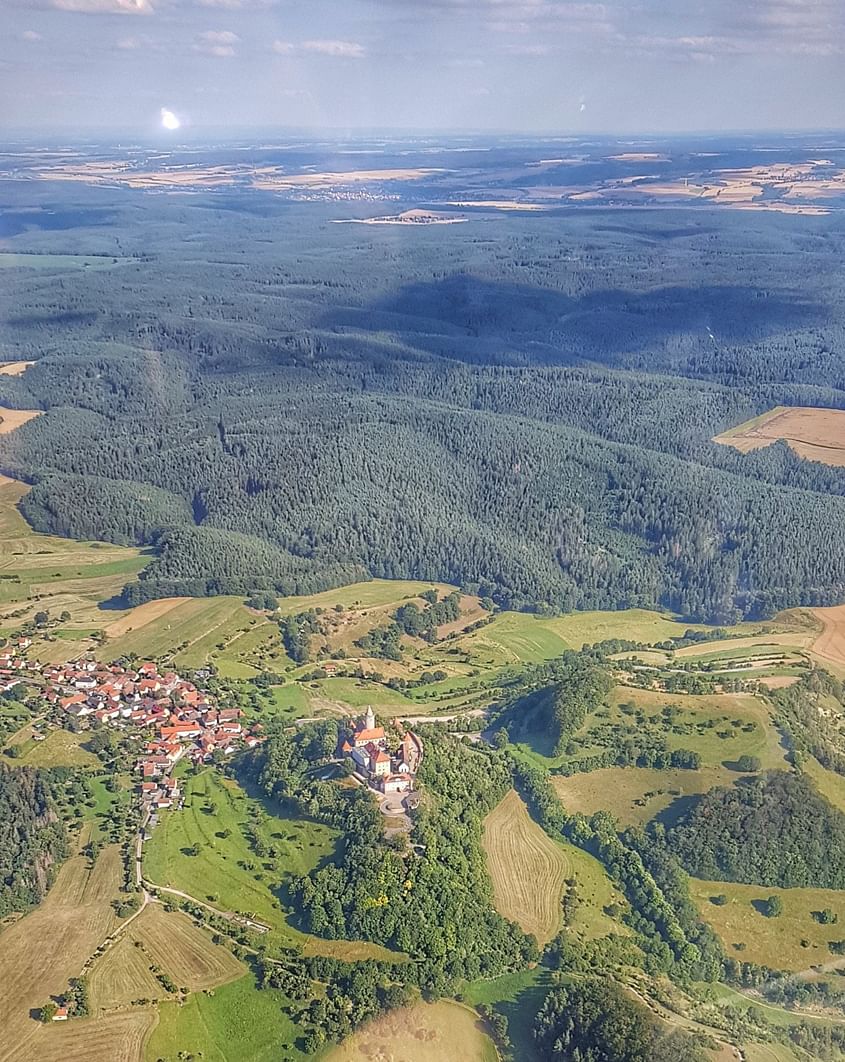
[103,596,190,639]
[714,406,845,466]
[0,407,41,434]
[0,361,34,376]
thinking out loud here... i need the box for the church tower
[365,705,375,731]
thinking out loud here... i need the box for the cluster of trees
[0,764,68,917]
[665,771,845,888]
[394,591,461,640]
[533,979,707,1061]
[496,650,613,754]
[259,954,412,1053]
[279,610,322,663]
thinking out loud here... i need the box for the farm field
[552,765,738,827]
[0,360,34,375]
[806,604,845,674]
[18,1009,157,1062]
[483,789,623,943]
[451,607,711,668]
[127,904,245,992]
[146,971,310,1062]
[714,405,845,466]
[482,789,569,945]
[324,1000,498,1062]
[8,727,100,768]
[90,903,244,1010]
[0,252,125,269]
[0,407,42,434]
[690,878,845,971]
[802,757,845,814]
[0,843,124,1061]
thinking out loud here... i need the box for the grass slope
[691,878,845,972]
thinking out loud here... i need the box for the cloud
[48,0,153,13]
[301,39,366,57]
[273,38,366,58]
[194,28,239,56]
[21,28,42,39]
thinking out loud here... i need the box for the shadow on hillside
[321,273,825,367]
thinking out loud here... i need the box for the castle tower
[364,705,375,731]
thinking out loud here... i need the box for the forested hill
[4,189,845,619]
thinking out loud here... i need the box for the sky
[1,0,844,136]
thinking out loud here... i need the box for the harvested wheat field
[103,596,190,639]
[808,604,845,672]
[88,934,164,1010]
[325,1000,497,1062]
[0,845,123,1061]
[714,406,845,466]
[125,903,244,992]
[16,1009,157,1062]
[0,360,34,376]
[482,788,568,945]
[0,407,41,434]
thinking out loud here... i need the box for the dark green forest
[0,764,68,917]
[663,771,845,888]
[4,189,845,618]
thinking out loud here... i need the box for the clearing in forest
[552,765,737,827]
[0,361,34,376]
[0,407,42,434]
[714,406,845,466]
[482,789,570,945]
[690,878,845,972]
[325,1000,498,1062]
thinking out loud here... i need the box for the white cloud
[49,0,153,13]
[194,29,239,56]
[301,39,366,57]
[21,29,42,40]
[273,38,366,58]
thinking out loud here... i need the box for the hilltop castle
[338,706,422,794]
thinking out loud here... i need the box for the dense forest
[4,189,845,619]
[0,764,68,917]
[533,979,706,1061]
[664,771,845,888]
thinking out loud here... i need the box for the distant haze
[1,0,844,135]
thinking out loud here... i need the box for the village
[1,642,422,830]
[0,645,262,824]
